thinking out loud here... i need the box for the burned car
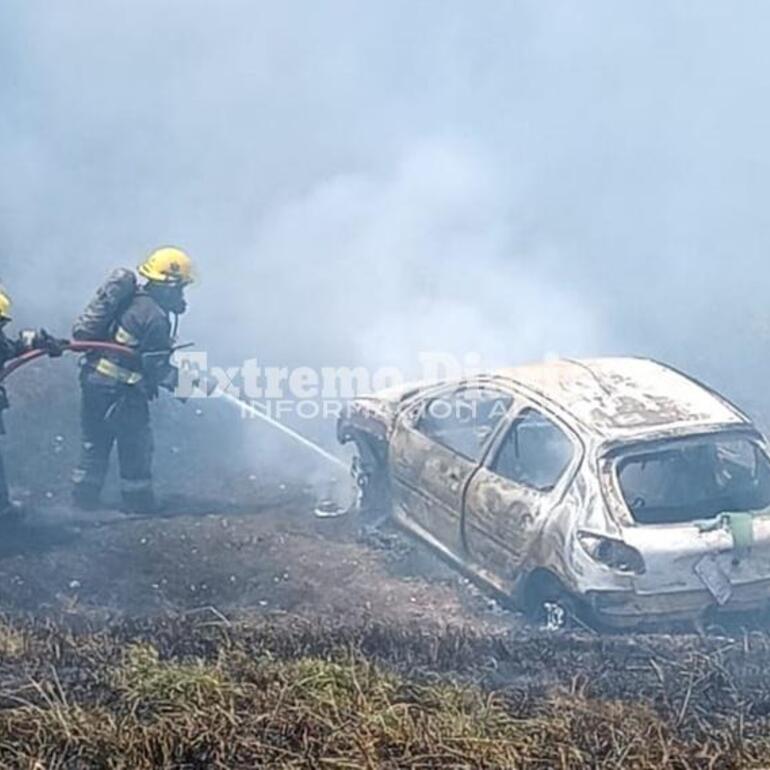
[338,357,770,628]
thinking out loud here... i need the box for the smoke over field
[2,5,770,765]
[2,1,770,476]
[2,2,770,384]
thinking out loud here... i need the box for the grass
[0,616,765,767]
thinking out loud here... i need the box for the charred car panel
[338,357,770,628]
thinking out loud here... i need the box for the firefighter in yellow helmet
[0,287,67,518]
[72,247,195,514]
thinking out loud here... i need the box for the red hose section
[0,341,137,384]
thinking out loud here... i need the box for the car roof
[491,357,749,440]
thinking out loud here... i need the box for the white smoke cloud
[2,0,770,464]
[208,137,602,371]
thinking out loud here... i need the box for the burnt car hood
[345,379,444,438]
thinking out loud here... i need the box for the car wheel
[521,570,587,629]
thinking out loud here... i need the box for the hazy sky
[2,1,770,413]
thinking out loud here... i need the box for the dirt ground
[0,478,516,632]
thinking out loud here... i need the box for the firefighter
[0,288,67,518]
[72,247,195,514]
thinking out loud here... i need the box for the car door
[463,404,579,592]
[390,383,513,553]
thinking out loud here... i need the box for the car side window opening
[416,387,512,462]
[617,436,770,525]
[491,408,574,492]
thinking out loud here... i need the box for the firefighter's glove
[157,364,180,393]
[20,329,68,357]
[36,329,68,358]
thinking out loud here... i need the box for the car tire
[521,569,589,629]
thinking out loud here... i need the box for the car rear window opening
[616,436,770,525]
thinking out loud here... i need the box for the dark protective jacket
[82,290,176,397]
[0,330,27,434]
[0,330,24,368]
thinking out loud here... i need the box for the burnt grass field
[3,365,770,767]
[0,486,768,769]
[1,613,770,769]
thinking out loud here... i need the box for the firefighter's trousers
[73,383,154,507]
[0,449,9,512]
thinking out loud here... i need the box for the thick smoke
[2,1,770,495]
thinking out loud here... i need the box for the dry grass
[0,616,765,768]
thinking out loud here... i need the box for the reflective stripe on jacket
[113,325,140,347]
[83,292,173,392]
[93,357,143,385]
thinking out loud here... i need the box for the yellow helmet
[138,246,195,286]
[0,288,11,322]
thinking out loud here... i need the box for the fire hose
[0,341,136,384]
[0,341,349,473]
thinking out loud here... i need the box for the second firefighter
[72,247,196,513]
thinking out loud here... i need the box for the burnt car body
[338,357,770,628]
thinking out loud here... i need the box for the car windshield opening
[615,435,770,525]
